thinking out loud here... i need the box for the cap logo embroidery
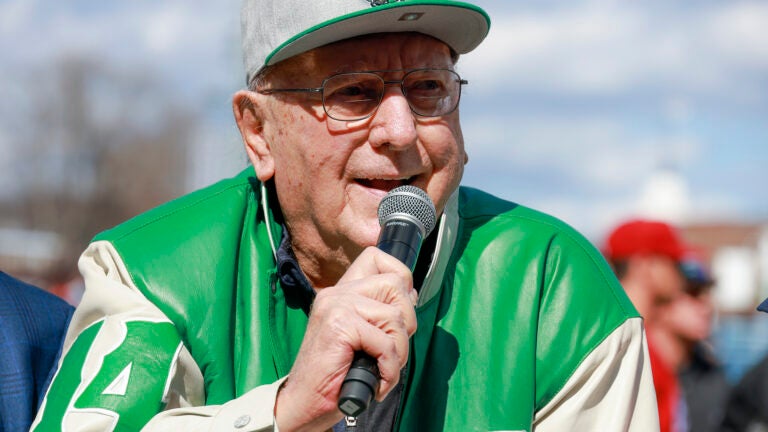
[367,0,406,7]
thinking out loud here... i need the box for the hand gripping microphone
[337,185,437,417]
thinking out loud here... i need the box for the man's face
[238,33,466,285]
[657,287,714,342]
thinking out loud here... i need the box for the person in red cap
[604,219,688,432]
[604,219,687,323]
[652,253,730,432]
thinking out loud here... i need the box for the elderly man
[33,1,657,431]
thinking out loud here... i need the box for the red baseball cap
[603,219,686,262]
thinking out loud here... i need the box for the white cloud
[528,195,640,242]
[462,4,644,94]
[462,1,768,102]
[460,108,722,236]
[457,0,767,235]
[0,0,35,36]
[137,1,240,58]
[0,1,241,95]
[143,6,189,55]
[705,2,768,69]
[463,114,703,191]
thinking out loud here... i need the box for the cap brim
[266,2,490,67]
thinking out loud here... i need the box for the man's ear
[233,90,275,182]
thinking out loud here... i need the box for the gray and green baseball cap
[241,0,491,84]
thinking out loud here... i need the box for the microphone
[337,185,437,417]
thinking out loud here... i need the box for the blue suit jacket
[0,272,73,432]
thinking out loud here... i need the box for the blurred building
[683,223,768,315]
[0,228,64,286]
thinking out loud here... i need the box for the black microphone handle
[376,220,423,271]
[337,218,424,417]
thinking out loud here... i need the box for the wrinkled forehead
[265,32,456,84]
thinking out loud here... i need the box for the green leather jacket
[34,170,658,432]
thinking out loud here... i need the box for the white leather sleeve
[142,379,285,432]
[32,241,284,432]
[533,318,660,432]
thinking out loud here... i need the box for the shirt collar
[275,226,316,316]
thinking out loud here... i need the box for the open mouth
[355,176,415,192]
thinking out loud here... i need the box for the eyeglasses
[684,281,713,298]
[258,68,467,121]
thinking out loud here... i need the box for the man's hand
[274,246,418,432]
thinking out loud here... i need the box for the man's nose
[367,86,418,149]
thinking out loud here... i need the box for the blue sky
[461,0,768,238]
[1,0,766,240]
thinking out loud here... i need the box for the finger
[312,286,416,351]
[310,289,411,398]
[339,246,419,307]
[321,275,418,336]
[339,246,412,285]
[348,299,411,364]
[350,316,409,400]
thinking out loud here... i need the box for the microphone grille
[378,185,437,236]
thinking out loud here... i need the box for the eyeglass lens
[321,69,461,121]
